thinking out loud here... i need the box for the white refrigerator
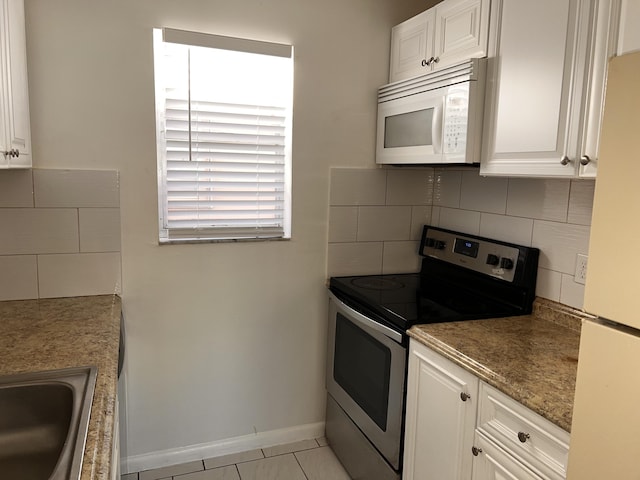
[567,51,640,479]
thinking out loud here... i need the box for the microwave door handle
[432,102,443,154]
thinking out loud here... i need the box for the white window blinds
[153,28,293,242]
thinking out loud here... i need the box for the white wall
[23,0,428,469]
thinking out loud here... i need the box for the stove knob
[425,238,436,248]
[500,258,514,270]
[434,240,446,250]
[486,254,499,266]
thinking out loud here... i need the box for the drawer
[477,383,570,480]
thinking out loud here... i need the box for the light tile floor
[121,438,351,480]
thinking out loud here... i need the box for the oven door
[327,291,406,470]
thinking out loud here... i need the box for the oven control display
[454,238,479,258]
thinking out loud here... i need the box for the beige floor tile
[176,466,240,480]
[236,454,306,480]
[139,460,204,480]
[121,474,138,480]
[203,449,264,469]
[316,437,328,447]
[262,439,319,457]
[295,446,351,480]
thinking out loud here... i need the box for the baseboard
[122,421,326,474]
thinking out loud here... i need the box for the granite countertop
[408,298,591,432]
[0,295,121,480]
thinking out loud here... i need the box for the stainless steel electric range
[325,225,539,480]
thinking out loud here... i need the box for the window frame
[153,28,293,244]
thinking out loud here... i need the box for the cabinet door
[1,0,31,168]
[403,340,478,480]
[433,0,490,71]
[389,10,434,83]
[578,0,620,178]
[0,0,10,166]
[111,393,121,480]
[471,434,545,480]
[480,0,593,177]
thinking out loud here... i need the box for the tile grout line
[292,451,310,480]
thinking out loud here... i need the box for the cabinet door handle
[560,156,571,166]
[432,56,440,64]
[424,56,435,66]
[3,149,20,158]
[580,155,591,166]
[518,431,531,443]
[460,392,471,402]
[472,446,483,456]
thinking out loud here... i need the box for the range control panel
[420,227,521,282]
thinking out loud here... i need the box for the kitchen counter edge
[408,298,591,432]
[0,295,122,480]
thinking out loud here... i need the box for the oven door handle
[328,291,404,344]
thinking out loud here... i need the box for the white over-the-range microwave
[376,58,486,165]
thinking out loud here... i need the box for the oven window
[334,313,391,431]
[384,108,433,148]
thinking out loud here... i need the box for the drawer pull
[460,392,471,402]
[472,446,482,456]
[518,431,531,443]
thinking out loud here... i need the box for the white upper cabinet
[0,0,32,169]
[616,0,640,55]
[480,0,620,178]
[389,0,490,83]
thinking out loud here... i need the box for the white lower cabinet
[471,433,544,480]
[403,339,570,480]
[111,393,121,480]
[403,340,478,480]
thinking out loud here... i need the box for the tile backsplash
[328,167,593,310]
[0,169,121,300]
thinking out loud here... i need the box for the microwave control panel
[443,84,470,154]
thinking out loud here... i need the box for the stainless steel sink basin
[0,366,97,480]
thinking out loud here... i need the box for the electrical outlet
[575,254,588,285]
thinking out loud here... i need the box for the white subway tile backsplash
[327,243,383,277]
[0,209,79,255]
[357,206,412,241]
[560,273,585,309]
[0,170,33,207]
[328,207,358,243]
[38,252,122,298]
[410,206,432,240]
[386,168,434,205]
[79,208,121,253]
[460,171,508,214]
[326,166,594,309]
[382,241,421,274]
[330,168,386,206]
[433,169,462,207]
[34,169,119,208]
[437,207,481,235]
[506,178,570,222]
[479,214,533,246]
[0,168,122,300]
[536,268,562,302]
[567,180,595,225]
[0,255,38,300]
[532,220,590,274]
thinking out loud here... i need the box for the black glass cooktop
[329,272,520,333]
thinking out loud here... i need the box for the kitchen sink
[0,366,97,480]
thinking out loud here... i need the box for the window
[153,28,293,243]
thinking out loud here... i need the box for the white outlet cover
[575,254,588,285]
